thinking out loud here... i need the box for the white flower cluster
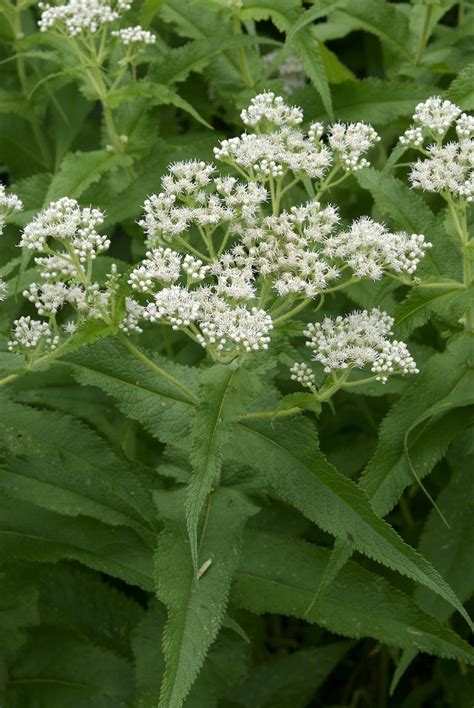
[410,139,474,202]
[328,122,381,171]
[214,93,380,181]
[139,162,267,244]
[9,198,119,354]
[38,0,131,36]
[301,309,418,383]
[399,97,474,202]
[111,25,156,45]
[8,316,59,353]
[0,184,23,234]
[290,361,316,392]
[20,197,109,261]
[323,216,431,279]
[240,92,304,128]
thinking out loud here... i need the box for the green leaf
[0,88,29,117]
[0,495,153,590]
[186,365,259,570]
[291,28,333,120]
[0,398,156,537]
[105,82,212,128]
[298,77,435,125]
[234,416,471,624]
[286,0,348,42]
[332,0,413,59]
[360,335,474,518]
[154,487,259,708]
[393,284,473,337]
[233,530,474,664]
[66,338,198,444]
[37,564,143,659]
[234,642,351,708]
[0,565,39,657]
[446,62,474,110]
[45,149,132,203]
[4,629,134,708]
[140,0,167,26]
[241,0,300,32]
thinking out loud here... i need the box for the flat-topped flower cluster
[38,0,156,49]
[5,92,465,389]
[401,96,474,202]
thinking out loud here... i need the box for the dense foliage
[0,0,473,706]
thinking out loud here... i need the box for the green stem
[0,372,20,387]
[117,334,198,404]
[272,298,312,325]
[239,406,301,421]
[445,195,473,330]
[233,14,254,88]
[415,4,433,64]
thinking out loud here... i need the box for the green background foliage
[0,0,473,706]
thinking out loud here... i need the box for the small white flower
[412,96,461,137]
[328,122,381,172]
[112,25,156,45]
[290,361,316,392]
[38,0,130,36]
[303,309,418,382]
[8,316,59,352]
[0,184,23,234]
[0,278,7,301]
[241,91,303,128]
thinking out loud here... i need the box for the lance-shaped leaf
[234,417,471,624]
[233,531,474,664]
[360,335,474,517]
[393,285,473,338]
[66,338,198,444]
[186,365,260,570]
[154,487,259,708]
[0,397,156,538]
[0,495,153,590]
[391,432,474,693]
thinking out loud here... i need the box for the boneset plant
[0,86,473,706]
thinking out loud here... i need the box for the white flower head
[409,139,474,201]
[412,96,461,137]
[0,184,23,234]
[329,122,381,172]
[20,197,109,262]
[241,91,303,129]
[290,361,316,392]
[323,216,431,280]
[112,25,156,45]
[38,0,131,36]
[303,309,418,382]
[8,316,59,353]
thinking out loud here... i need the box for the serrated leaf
[187,365,260,570]
[298,77,435,125]
[332,0,413,59]
[393,284,473,337]
[45,149,132,203]
[105,82,211,128]
[0,494,153,589]
[291,28,333,120]
[66,338,198,444]
[0,398,156,537]
[0,566,39,657]
[4,629,134,707]
[154,487,259,708]
[240,0,301,32]
[233,530,474,664]
[235,642,351,708]
[234,416,471,624]
[360,335,474,518]
[446,62,474,110]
